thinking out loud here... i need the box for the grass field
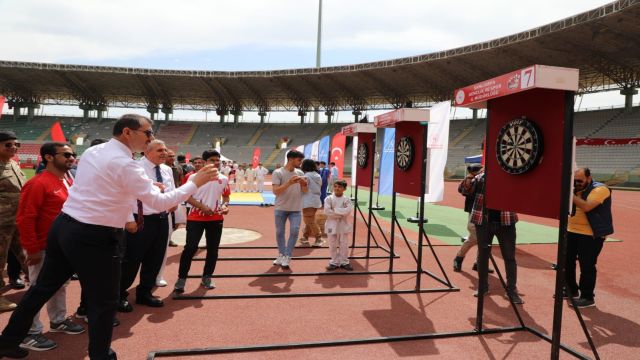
[22,168,35,179]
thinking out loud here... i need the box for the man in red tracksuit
[16,142,85,352]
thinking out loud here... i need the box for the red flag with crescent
[330,132,346,179]
[185,151,191,163]
[0,96,5,120]
[50,121,66,142]
[252,147,261,168]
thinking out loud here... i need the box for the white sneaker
[281,255,291,268]
[273,254,284,265]
[156,278,167,287]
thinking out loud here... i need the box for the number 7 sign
[521,67,535,89]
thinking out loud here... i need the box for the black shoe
[117,299,133,313]
[460,237,468,243]
[9,278,25,290]
[340,264,354,271]
[168,240,178,247]
[570,298,595,308]
[71,274,79,281]
[453,257,463,272]
[0,344,29,358]
[326,264,339,271]
[112,318,120,327]
[472,263,494,273]
[136,295,164,308]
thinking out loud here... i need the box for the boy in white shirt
[235,165,246,192]
[323,179,354,271]
[245,166,256,192]
[255,163,269,192]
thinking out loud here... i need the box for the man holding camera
[453,164,493,274]
[566,167,613,308]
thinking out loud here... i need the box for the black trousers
[178,220,223,279]
[566,231,605,300]
[7,250,22,279]
[0,213,122,360]
[120,214,169,299]
[476,222,518,293]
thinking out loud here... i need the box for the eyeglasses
[132,129,155,138]
[55,152,77,159]
[4,142,20,148]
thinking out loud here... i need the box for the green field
[23,168,35,179]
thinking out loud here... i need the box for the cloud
[0,0,611,65]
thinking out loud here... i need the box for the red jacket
[16,171,71,255]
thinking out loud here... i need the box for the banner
[330,133,346,179]
[351,136,358,186]
[0,96,5,120]
[378,128,395,196]
[252,147,260,168]
[185,151,191,163]
[576,138,640,146]
[424,101,451,203]
[304,143,312,159]
[310,140,320,160]
[318,136,330,163]
[50,121,66,142]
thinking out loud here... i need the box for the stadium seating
[5,105,639,185]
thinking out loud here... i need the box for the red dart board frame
[355,133,375,187]
[485,88,572,220]
[393,121,425,196]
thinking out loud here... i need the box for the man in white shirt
[255,163,269,193]
[245,165,256,192]
[236,164,246,192]
[118,140,175,313]
[0,114,218,360]
[271,150,308,269]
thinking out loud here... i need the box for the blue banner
[318,136,330,163]
[304,143,312,159]
[378,128,395,195]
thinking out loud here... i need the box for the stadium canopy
[0,0,639,114]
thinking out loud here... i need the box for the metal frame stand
[174,129,457,300]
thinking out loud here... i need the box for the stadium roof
[1,0,639,113]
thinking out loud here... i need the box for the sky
[1,0,635,122]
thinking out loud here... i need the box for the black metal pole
[366,136,376,257]
[388,191,397,272]
[550,91,577,359]
[351,184,358,247]
[415,123,428,291]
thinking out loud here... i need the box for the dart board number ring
[496,117,543,175]
[395,136,414,172]
[357,143,368,168]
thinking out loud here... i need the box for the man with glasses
[0,115,219,360]
[0,130,27,312]
[16,142,84,352]
[118,140,176,312]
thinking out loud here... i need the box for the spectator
[318,161,330,203]
[255,163,269,193]
[299,159,323,247]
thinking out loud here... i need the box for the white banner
[424,101,451,203]
[310,140,320,160]
[284,145,306,166]
[351,136,358,186]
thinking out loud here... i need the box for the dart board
[496,117,543,175]
[395,136,414,172]
[357,143,368,168]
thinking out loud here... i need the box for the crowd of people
[0,114,614,359]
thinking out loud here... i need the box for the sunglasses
[132,129,155,138]
[4,142,20,148]
[56,152,77,159]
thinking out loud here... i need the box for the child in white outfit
[323,180,354,271]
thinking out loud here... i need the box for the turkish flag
[252,147,261,168]
[50,121,66,142]
[185,151,191,163]
[330,132,346,179]
[0,96,5,120]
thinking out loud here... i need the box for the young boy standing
[323,180,354,271]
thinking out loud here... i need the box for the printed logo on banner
[455,90,465,105]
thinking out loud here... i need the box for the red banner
[252,147,261,168]
[0,96,5,120]
[576,138,640,146]
[50,121,66,142]
[330,132,346,179]
[185,151,191,163]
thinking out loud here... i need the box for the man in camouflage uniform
[0,130,27,312]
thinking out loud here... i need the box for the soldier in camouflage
[0,130,27,312]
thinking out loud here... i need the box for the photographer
[566,167,613,308]
[453,164,493,274]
